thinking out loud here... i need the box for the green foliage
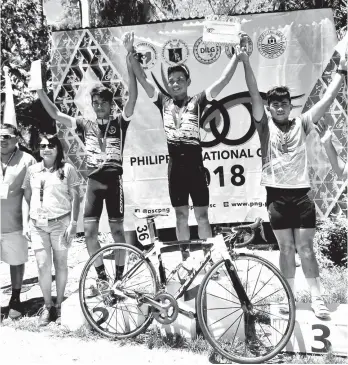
[314,217,348,268]
[1,0,52,148]
[273,0,347,39]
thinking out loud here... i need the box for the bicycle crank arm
[141,297,169,313]
[178,307,195,319]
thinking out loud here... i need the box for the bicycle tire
[79,243,158,339]
[196,253,295,364]
[231,228,256,248]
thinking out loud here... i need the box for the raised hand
[315,121,332,144]
[338,50,347,70]
[122,32,134,53]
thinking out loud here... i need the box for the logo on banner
[257,30,287,59]
[108,126,117,134]
[162,39,189,65]
[225,34,253,59]
[135,42,157,70]
[193,37,221,64]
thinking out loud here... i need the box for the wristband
[336,69,347,76]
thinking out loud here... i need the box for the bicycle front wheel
[196,253,295,364]
[79,243,158,339]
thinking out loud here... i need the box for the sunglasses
[0,134,16,140]
[39,143,56,150]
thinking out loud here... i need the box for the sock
[95,264,107,281]
[116,265,124,281]
[11,288,21,302]
[306,277,321,298]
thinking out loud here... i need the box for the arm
[306,55,347,124]
[64,177,81,244]
[315,122,346,178]
[239,47,264,121]
[23,186,32,206]
[22,194,30,240]
[208,50,239,99]
[123,52,138,118]
[37,89,76,128]
[123,32,156,99]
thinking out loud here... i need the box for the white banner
[50,9,343,231]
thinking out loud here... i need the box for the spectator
[1,123,36,319]
[23,134,80,325]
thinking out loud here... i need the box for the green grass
[295,266,348,304]
[2,316,347,363]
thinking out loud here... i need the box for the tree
[272,0,347,39]
[1,0,53,149]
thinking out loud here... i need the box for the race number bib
[36,207,49,227]
[134,217,152,246]
[0,183,9,199]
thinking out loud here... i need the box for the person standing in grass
[23,134,80,325]
[1,123,36,320]
[238,40,347,319]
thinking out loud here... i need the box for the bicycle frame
[117,216,254,318]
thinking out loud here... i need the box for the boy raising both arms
[31,49,137,283]
[238,41,347,319]
[123,31,241,243]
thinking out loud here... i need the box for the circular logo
[162,39,189,66]
[187,102,195,111]
[225,34,253,59]
[134,42,157,70]
[193,37,221,64]
[257,30,287,59]
[108,126,117,135]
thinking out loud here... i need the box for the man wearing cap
[123,32,240,241]
[1,123,36,319]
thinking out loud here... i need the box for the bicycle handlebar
[215,217,263,234]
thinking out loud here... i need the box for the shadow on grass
[1,293,68,322]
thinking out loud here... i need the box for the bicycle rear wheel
[196,253,295,364]
[79,243,158,339]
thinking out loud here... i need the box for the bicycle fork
[225,259,253,314]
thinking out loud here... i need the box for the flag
[3,67,17,128]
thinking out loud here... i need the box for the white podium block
[272,302,348,356]
[61,290,90,331]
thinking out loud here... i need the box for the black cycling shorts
[168,157,209,208]
[266,187,316,230]
[84,173,124,222]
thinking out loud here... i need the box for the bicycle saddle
[133,212,168,220]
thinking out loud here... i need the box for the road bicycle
[79,213,295,364]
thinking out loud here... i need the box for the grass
[295,266,348,304]
[2,315,347,364]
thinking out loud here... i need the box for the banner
[50,9,346,231]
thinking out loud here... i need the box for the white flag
[3,67,17,128]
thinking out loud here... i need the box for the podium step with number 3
[272,302,348,357]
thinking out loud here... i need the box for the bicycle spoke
[216,312,243,342]
[208,308,243,328]
[207,292,240,305]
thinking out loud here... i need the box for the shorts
[30,215,71,251]
[266,187,316,230]
[84,175,124,222]
[168,157,209,208]
[0,230,28,265]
